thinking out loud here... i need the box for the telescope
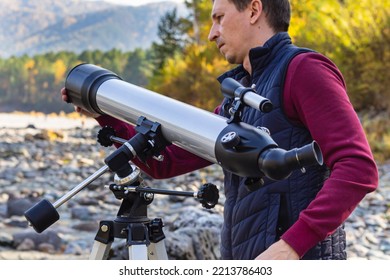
[24,63,323,237]
[64,63,323,181]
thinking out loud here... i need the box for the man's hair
[226,0,291,32]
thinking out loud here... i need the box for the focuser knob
[197,183,219,209]
[221,131,241,149]
[97,126,116,147]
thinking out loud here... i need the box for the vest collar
[217,32,292,83]
[249,32,292,80]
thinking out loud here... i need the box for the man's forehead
[211,0,231,15]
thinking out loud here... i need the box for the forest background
[1,0,389,162]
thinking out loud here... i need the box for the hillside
[0,0,185,57]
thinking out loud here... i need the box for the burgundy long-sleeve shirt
[96,52,378,257]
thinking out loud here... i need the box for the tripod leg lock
[94,221,115,244]
[149,218,165,243]
[126,223,150,247]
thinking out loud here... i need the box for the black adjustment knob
[97,126,116,147]
[197,183,219,209]
[221,131,241,149]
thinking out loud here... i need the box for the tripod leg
[147,218,168,260]
[148,240,168,260]
[126,222,150,260]
[128,244,149,260]
[90,240,112,260]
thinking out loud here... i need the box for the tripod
[89,165,219,260]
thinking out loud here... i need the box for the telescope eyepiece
[258,141,323,181]
[290,141,323,167]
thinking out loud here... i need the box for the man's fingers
[61,87,73,103]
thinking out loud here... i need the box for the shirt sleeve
[95,113,213,179]
[280,52,378,257]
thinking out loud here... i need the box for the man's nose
[208,24,219,42]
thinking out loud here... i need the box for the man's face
[208,0,252,65]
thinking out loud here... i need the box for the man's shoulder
[289,52,338,71]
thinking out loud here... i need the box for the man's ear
[250,0,263,24]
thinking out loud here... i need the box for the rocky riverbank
[0,120,389,260]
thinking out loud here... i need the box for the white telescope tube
[96,79,226,162]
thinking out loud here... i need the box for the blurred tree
[186,0,213,46]
[0,48,153,113]
[151,8,187,70]
[23,58,38,104]
[122,48,150,87]
[149,44,228,110]
[290,0,390,112]
[53,59,67,85]
[149,0,228,111]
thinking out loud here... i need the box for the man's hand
[255,239,299,260]
[61,87,101,118]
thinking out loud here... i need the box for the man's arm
[284,53,378,258]
[256,52,378,259]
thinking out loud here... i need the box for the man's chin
[225,55,238,65]
[220,50,240,64]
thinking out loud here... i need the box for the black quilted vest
[217,32,346,260]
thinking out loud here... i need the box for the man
[62,0,378,259]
